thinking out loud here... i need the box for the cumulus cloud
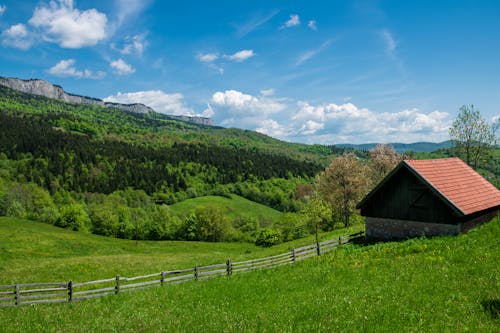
[224,49,255,62]
[197,53,218,62]
[207,89,287,129]
[1,23,34,50]
[28,0,107,48]
[206,88,451,143]
[289,101,451,143]
[308,20,317,31]
[104,90,195,116]
[47,59,105,79]
[281,14,300,29]
[110,58,135,75]
[0,5,6,16]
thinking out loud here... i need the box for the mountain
[336,141,454,153]
[0,76,213,126]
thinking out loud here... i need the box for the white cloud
[380,29,396,55]
[1,23,34,50]
[104,90,195,116]
[256,119,290,139]
[47,59,105,79]
[224,49,255,62]
[197,53,219,62]
[206,88,451,144]
[296,39,333,66]
[28,0,107,48]
[308,20,317,31]
[0,5,6,16]
[260,89,275,97]
[110,58,135,75]
[118,34,146,57]
[289,101,451,144]
[208,89,287,129]
[281,14,300,29]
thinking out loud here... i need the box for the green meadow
[168,194,283,224]
[1,217,499,331]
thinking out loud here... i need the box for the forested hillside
[0,85,338,242]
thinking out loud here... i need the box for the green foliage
[449,104,497,168]
[56,203,90,231]
[255,228,282,247]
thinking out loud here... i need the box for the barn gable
[357,157,500,240]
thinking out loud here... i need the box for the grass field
[168,194,282,224]
[0,217,498,332]
[0,217,361,284]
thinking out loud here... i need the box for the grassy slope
[0,217,361,284]
[0,217,498,331]
[168,194,282,223]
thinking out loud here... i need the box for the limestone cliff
[0,77,214,126]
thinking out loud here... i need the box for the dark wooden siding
[360,167,457,224]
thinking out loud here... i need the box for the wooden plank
[0,296,14,302]
[234,252,290,265]
[19,287,67,294]
[294,244,317,252]
[198,269,227,277]
[17,282,67,288]
[165,274,193,282]
[20,292,67,300]
[121,280,160,290]
[0,290,15,295]
[74,292,114,301]
[73,287,116,296]
[22,298,68,305]
[73,278,115,287]
[166,268,195,275]
[0,285,15,290]
[123,273,161,282]
[198,263,226,270]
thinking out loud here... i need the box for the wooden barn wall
[360,168,456,224]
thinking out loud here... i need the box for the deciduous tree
[317,153,369,227]
[449,105,498,168]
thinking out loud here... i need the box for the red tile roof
[405,158,500,215]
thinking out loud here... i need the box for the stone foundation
[366,217,460,240]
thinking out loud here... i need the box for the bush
[255,228,281,247]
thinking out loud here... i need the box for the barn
[356,157,500,240]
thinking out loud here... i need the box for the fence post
[15,285,20,306]
[194,266,199,281]
[316,240,321,256]
[292,248,296,263]
[226,259,232,276]
[161,272,166,286]
[115,275,120,294]
[338,236,342,245]
[68,280,73,302]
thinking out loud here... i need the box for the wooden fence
[0,231,364,307]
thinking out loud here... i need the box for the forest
[0,86,498,245]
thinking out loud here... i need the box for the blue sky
[0,0,499,144]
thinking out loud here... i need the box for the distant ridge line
[0,76,214,127]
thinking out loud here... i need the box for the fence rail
[0,231,364,307]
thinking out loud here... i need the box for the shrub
[255,228,281,247]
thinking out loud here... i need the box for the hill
[168,194,282,224]
[336,141,454,153]
[0,217,498,331]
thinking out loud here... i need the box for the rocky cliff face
[0,77,214,126]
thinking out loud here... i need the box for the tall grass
[0,217,498,332]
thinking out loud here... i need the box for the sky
[0,0,499,144]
